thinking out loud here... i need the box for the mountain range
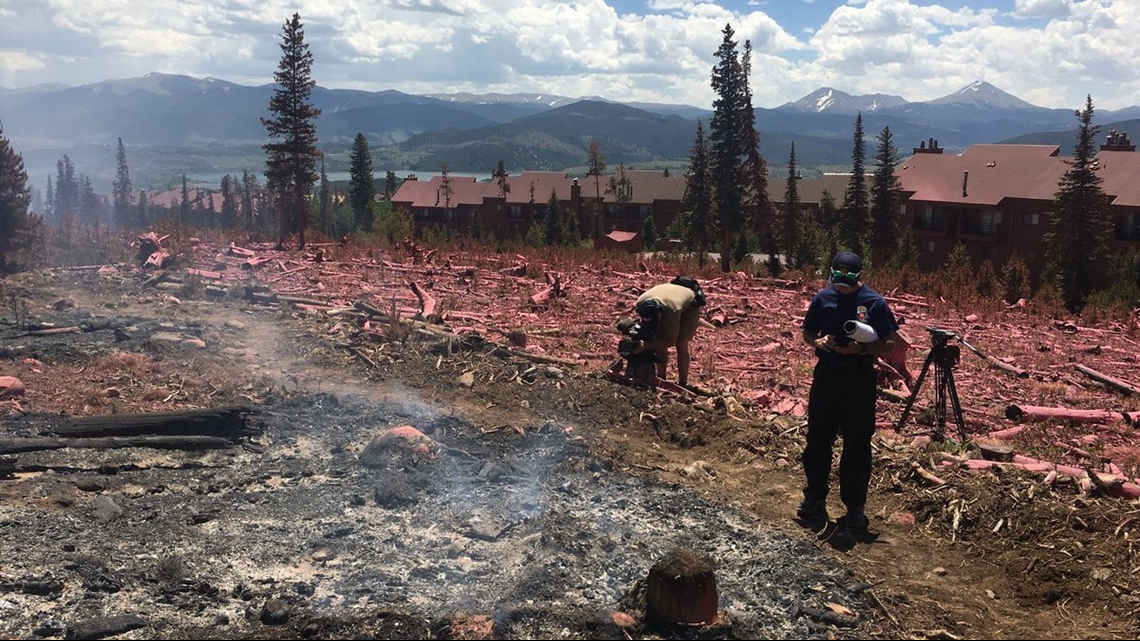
[2,74,1139,192]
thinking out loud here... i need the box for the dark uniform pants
[802,358,878,511]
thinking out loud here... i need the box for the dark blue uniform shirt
[802,283,899,363]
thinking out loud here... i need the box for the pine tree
[543,187,564,246]
[681,120,716,268]
[262,13,321,250]
[586,141,607,238]
[0,121,37,273]
[112,137,133,230]
[891,225,919,270]
[384,171,398,200]
[1045,95,1113,311]
[54,155,78,227]
[136,189,149,229]
[869,125,902,263]
[642,213,657,251]
[709,23,748,272]
[492,160,510,199]
[348,133,374,231]
[180,175,191,224]
[783,143,801,269]
[793,207,823,275]
[740,41,773,262]
[840,113,868,254]
[241,170,257,230]
[220,175,238,230]
[1002,252,1032,304]
[317,159,333,235]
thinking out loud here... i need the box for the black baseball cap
[831,251,863,272]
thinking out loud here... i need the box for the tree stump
[645,547,718,626]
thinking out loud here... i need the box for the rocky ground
[0,241,1138,640]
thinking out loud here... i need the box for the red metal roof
[896,144,1065,206]
[1096,149,1140,208]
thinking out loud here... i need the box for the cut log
[1075,364,1140,396]
[978,443,1014,461]
[1005,404,1119,424]
[911,462,947,486]
[409,281,438,321]
[53,406,258,438]
[645,548,718,626]
[1123,411,1140,425]
[0,435,238,455]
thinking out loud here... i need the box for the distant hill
[999,118,1140,155]
[3,73,1139,192]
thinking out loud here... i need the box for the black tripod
[896,327,968,442]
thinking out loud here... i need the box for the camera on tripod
[616,318,659,362]
[897,326,968,442]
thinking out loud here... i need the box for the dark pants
[802,359,878,512]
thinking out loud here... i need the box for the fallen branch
[54,406,257,439]
[0,435,239,455]
[1005,404,1120,424]
[1075,364,1140,396]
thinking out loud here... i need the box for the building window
[920,240,936,252]
[414,209,430,221]
[509,205,524,219]
[605,205,622,219]
[639,205,652,217]
[898,203,907,216]
[961,209,1001,236]
[1117,212,1140,241]
[1022,212,1039,226]
[915,206,946,231]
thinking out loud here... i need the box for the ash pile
[0,392,874,639]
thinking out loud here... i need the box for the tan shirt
[636,283,696,345]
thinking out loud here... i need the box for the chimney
[913,136,943,154]
[962,170,969,197]
[1101,130,1136,152]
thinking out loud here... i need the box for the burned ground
[1,244,1139,640]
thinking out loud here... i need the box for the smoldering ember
[1,236,1139,641]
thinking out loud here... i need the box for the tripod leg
[930,360,948,437]
[944,367,968,442]
[896,352,936,432]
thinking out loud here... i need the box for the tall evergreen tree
[740,41,773,259]
[0,121,36,273]
[241,170,257,230]
[681,119,716,268]
[180,175,191,224]
[586,140,607,237]
[1045,95,1113,311]
[316,159,335,236]
[839,113,869,254]
[869,125,902,263]
[136,189,149,229]
[54,155,78,226]
[44,176,54,224]
[709,23,748,272]
[262,13,321,249]
[348,133,374,231]
[543,187,565,246]
[783,143,801,269]
[384,171,398,200]
[439,163,453,214]
[492,160,510,199]
[220,175,238,230]
[112,137,133,230]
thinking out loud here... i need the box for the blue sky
[1,0,1138,110]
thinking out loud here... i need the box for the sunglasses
[830,268,860,280]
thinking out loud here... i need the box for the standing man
[798,252,899,541]
[632,278,705,388]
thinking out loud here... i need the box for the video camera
[616,318,661,362]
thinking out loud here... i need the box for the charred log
[53,406,258,439]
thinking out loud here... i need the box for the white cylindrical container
[844,320,878,344]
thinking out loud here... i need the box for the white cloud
[0,51,46,86]
[1011,0,1072,19]
[1,0,1138,110]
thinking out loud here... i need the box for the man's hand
[812,335,836,352]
